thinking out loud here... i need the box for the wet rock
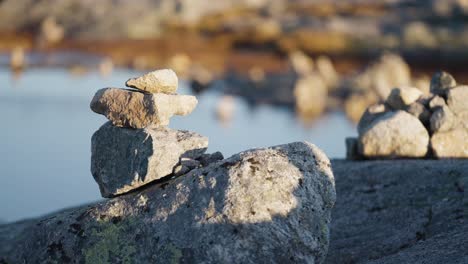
[1,142,336,264]
[293,73,327,118]
[357,103,389,135]
[126,69,178,94]
[431,128,468,158]
[428,95,446,110]
[90,88,197,129]
[91,122,208,197]
[446,85,468,113]
[406,102,431,127]
[386,86,423,110]
[430,105,454,133]
[358,111,429,158]
[430,71,457,96]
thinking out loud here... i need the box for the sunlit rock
[126,69,178,94]
[91,122,208,197]
[90,88,197,129]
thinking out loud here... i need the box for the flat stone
[431,128,468,158]
[358,111,429,158]
[430,105,454,133]
[126,69,178,94]
[1,142,336,264]
[430,71,457,96]
[386,86,422,110]
[91,122,208,197]
[447,85,468,114]
[90,88,197,129]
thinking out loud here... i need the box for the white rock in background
[358,111,429,158]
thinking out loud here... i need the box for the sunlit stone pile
[90,69,222,197]
[347,71,468,159]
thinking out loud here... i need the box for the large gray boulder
[0,142,336,264]
[327,159,468,264]
[90,88,198,129]
[431,128,468,158]
[358,111,430,158]
[91,122,208,197]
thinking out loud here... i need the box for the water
[0,68,356,223]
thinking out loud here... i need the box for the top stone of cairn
[126,69,178,94]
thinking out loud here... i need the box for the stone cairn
[347,71,468,159]
[90,69,223,197]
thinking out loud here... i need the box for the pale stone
[386,86,423,110]
[358,111,429,158]
[431,128,468,158]
[91,122,208,197]
[126,69,178,94]
[293,73,327,118]
[430,71,457,96]
[447,85,468,113]
[429,95,446,110]
[357,103,389,135]
[90,88,197,129]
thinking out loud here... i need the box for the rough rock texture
[447,85,468,113]
[430,71,457,96]
[90,88,197,129]
[386,86,422,110]
[431,128,468,158]
[91,122,208,197]
[358,111,430,158]
[0,142,336,264]
[327,160,468,264]
[126,69,178,94]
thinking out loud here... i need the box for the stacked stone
[347,71,468,159]
[90,69,222,197]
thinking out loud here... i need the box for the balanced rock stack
[347,71,468,159]
[90,69,222,197]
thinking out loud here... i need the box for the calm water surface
[0,68,356,222]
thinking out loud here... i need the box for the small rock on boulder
[91,122,208,197]
[430,105,454,133]
[386,86,422,110]
[126,69,178,94]
[90,88,197,129]
[358,111,429,158]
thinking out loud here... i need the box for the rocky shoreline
[0,159,465,263]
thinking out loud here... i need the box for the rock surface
[447,85,468,113]
[430,71,457,96]
[126,69,178,94]
[431,128,468,158]
[327,159,467,264]
[386,86,422,110]
[358,111,430,158]
[91,122,208,197]
[90,88,198,129]
[0,142,336,264]
[430,105,454,133]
